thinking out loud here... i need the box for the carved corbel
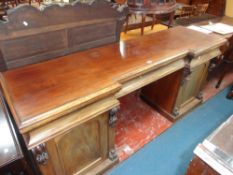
[32,143,49,165]
[109,107,119,127]
[181,54,193,86]
[109,148,118,161]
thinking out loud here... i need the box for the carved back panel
[0,1,128,71]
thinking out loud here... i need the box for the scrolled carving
[109,148,118,161]
[109,107,119,127]
[32,143,49,165]
[181,55,193,86]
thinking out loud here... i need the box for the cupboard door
[35,113,111,175]
[174,63,209,113]
[55,116,107,175]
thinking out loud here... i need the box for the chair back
[180,5,195,18]
[194,3,209,16]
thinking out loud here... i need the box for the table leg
[124,14,129,34]
[168,11,175,28]
[151,14,156,30]
[141,14,146,35]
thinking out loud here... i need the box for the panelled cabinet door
[173,62,209,116]
[35,113,110,175]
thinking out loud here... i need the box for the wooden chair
[28,0,41,5]
[179,5,195,18]
[125,14,157,35]
[194,3,209,16]
[4,0,17,7]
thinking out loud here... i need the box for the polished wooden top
[0,26,226,133]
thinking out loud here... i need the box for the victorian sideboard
[0,2,227,175]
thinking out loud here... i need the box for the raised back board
[0,0,128,71]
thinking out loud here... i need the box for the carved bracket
[109,148,118,161]
[32,143,49,165]
[109,107,119,127]
[181,55,193,86]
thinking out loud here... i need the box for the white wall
[226,0,233,17]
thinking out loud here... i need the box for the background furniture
[194,3,209,16]
[125,0,176,35]
[176,3,209,19]
[178,4,195,18]
[186,115,233,175]
[177,0,226,17]
[216,35,233,99]
[216,36,233,88]
[0,0,9,19]
[0,92,35,175]
[192,0,226,17]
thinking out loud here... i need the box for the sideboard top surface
[0,26,226,133]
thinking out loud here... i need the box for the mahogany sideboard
[0,3,227,175]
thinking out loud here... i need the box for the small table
[187,115,233,175]
[125,0,176,35]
